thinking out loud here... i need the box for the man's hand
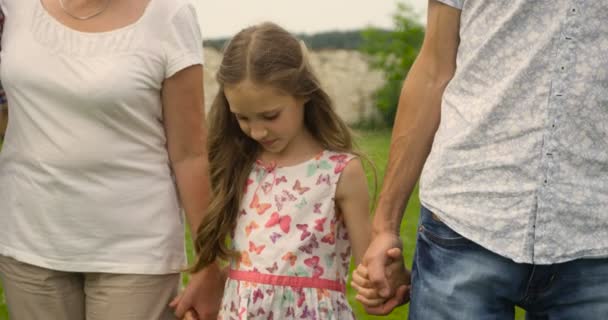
[170,264,225,320]
[351,232,411,315]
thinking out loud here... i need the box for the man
[352,0,608,319]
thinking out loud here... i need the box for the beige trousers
[0,255,179,320]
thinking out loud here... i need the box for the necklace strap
[59,0,112,21]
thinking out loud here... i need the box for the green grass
[0,130,524,319]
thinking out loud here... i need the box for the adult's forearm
[373,62,452,235]
[172,155,211,235]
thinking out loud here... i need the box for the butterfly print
[266,311,274,320]
[239,209,247,216]
[316,174,331,185]
[274,175,287,185]
[250,194,272,215]
[313,202,322,214]
[295,198,307,209]
[329,154,350,173]
[238,251,252,268]
[340,246,351,261]
[300,305,317,320]
[285,307,295,317]
[304,256,325,278]
[274,190,296,211]
[282,251,297,266]
[298,234,319,254]
[295,288,306,308]
[292,179,310,195]
[306,160,332,177]
[230,301,238,313]
[243,178,254,192]
[261,181,273,194]
[269,232,282,244]
[245,221,259,236]
[296,223,311,240]
[248,241,265,255]
[265,261,278,273]
[252,288,264,304]
[265,212,292,233]
[314,218,326,232]
[321,232,335,245]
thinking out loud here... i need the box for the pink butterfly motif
[243,178,254,192]
[265,212,292,233]
[267,311,274,320]
[298,234,319,254]
[230,301,238,313]
[329,154,350,173]
[295,288,306,307]
[304,256,325,278]
[261,181,273,194]
[269,232,282,244]
[238,307,247,319]
[274,190,297,211]
[300,305,317,320]
[274,175,287,185]
[239,209,247,216]
[252,288,264,304]
[292,179,310,195]
[265,287,275,296]
[321,232,335,245]
[313,203,322,214]
[265,261,278,273]
[248,241,265,255]
[256,308,266,316]
[314,218,326,232]
[296,223,311,240]
[340,246,351,261]
[316,174,331,185]
[285,307,295,317]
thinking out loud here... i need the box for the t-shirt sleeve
[436,0,463,9]
[162,3,204,79]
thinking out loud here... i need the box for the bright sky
[193,0,428,39]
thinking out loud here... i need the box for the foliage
[360,3,425,125]
[204,29,392,51]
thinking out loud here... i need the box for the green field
[0,130,524,319]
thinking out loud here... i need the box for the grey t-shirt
[421,0,608,264]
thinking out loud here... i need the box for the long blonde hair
[193,22,368,271]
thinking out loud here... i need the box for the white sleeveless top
[0,0,203,273]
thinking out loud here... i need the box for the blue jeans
[409,206,608,320]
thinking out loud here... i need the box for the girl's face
[225,80,308,156]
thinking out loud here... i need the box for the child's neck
[258,131,322,167]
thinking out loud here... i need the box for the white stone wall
[203,47,384,124]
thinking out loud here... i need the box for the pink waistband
[229,270,346,293]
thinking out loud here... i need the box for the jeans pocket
[419,207,472,247]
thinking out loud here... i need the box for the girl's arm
[161,64,210,236]
[335,158,372,265]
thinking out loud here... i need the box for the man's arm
[374,0,461,235]
[355,0,462,315]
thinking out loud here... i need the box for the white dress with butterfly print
[219,150,357,320]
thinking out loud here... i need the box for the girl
[192,22,372,319]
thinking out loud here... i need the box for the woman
[0,0,210,318]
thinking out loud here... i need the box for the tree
[361,3,424,125]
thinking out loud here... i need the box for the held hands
[169,264,225,320]
[351,232,411,315]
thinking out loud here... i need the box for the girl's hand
[170,264,225,320]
